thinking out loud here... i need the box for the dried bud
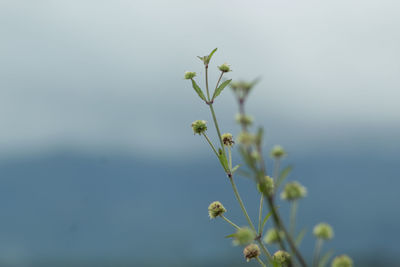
[313,223,334,240]
[218,63,231,73]
[273,250,291,265]
[184,71,196,80]
[281,181,307,201]
[233,227,256,246]
[191,120,207,135]
[270,145,286,159]
[331,255,353,267]
[243,243,260,262]
[264,228,285,244]
[257,176,274,196]
[235,114,253,126]
[208,201,226,219]
[222,133,235,147]
[236,132,254,146]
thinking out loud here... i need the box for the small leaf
[207,48,218,63]
[212,79,231,100]
[261,211,272,231]
[276,165,293,188]
[191,79,206,101]
[225,233,235,238]
[218,149,229,172]
[318,250,334,267]
[295,228,307,246]
[232,164,240,173]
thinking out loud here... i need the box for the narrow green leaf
[318,250,334,267]
[261,211,272,231]
[225,233,235,238]
[255,127,264,146]
[212,79,231,100]
[295,228,307,246]
[207,48,218,62]
[232,164,240,173]
[276,165,293,187]
[218,149,229,172]
[191,79,206,101]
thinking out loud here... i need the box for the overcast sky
[1,0,399,158]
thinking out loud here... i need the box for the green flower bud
[273,250,291,265]
[230,81,253,92]
[331,255,353,267]
[208,201,226,219]
[191,120,207,135]
[243,243,260,262]
[235,114,253,126]
[184,71,196,80]
[233,227,256,246]
[270,145,286,158]
[236,132,254,146]
[218,63,231,73]
[222,133,235,147]
[257,176,274,196]
[281,181,307,201]
[313,223,334,240]
[264,228,285,244]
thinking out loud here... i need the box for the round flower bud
[273,250,291,265]
[281,181,307,201]
[218,63,231,73]
[222,133,234,147]
[243,243,260,262]
[263,228,285,244]
[235,114,253,126]
[257,176,274,196]
[270,145,286,158]
[233,227,256,246]
[331,255,353,267]
[313,223,334,240]
[191,120,207,135]
[184,71,196,80]
[208,201,226,219]
[236,132,254,146]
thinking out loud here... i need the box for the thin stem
[205,65,210,101]
[256,239,273,264]
[273,158,281,185]
[228,146,232,170]
[290,201,298,236]
[228,175,256,231]
[258,194,264,234]
[220,215,240,230]
[213,72,224,100]
[312,238,323,267]
[256,256,267,267]
[202,133,218,157]
[209,104,225,153]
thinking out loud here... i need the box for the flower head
[273,250,291,265]
[243,243,260,262]
[313,223,334,240]
[331,255,353,267]
[218,63,231,73]
[270,145,286,159]
[233,227,256,246]
[264,228,285,244]
[222,133,235,147]
[235,114,253,126]
[281,181,307,201]
[184,71,196,80]
[191,120,207,135]
[257,176,274,196]
[208,201,226,219]
[236,132,254,146]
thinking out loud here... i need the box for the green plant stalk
[202,133,218,157]
[257,239,273,263]
[256,256,267,267]
[290,201,298,236]
[258,195,264,234]
[312,238,323,267]
[221,215,240,230]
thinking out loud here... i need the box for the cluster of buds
[273,250,291,265]
[313,223,334,240]
[184,71,196,80]
[281,181,307,201]
[230,80,257,102]
[235,113,253,127]
[218,63,231,73]
[243,243,260,262]
[257,175,274,196]
[331,255,353,267]
[191,120,207,135]
[221,133,235,147]
[236,132,254,146]
[233,227,256,246]
[264,228,285,244]
[270,145,286,159]
[208,201,226,219]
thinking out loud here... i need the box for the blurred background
[1,0,399,266]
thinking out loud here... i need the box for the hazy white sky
[1,0,399,158]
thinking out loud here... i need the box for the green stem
[202,133,218,157]
[220,215,240,230]
[209,104,225,154]
[228,146,232,170]
[256,256,267,267]
[274,158,281,185]
[258,194,264,234]
[212,72,224,101]
[289,201,298,236]
[256,239,273,264]
[205,65,210,101]
[228,175,256,231]
[312,238,323,267]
